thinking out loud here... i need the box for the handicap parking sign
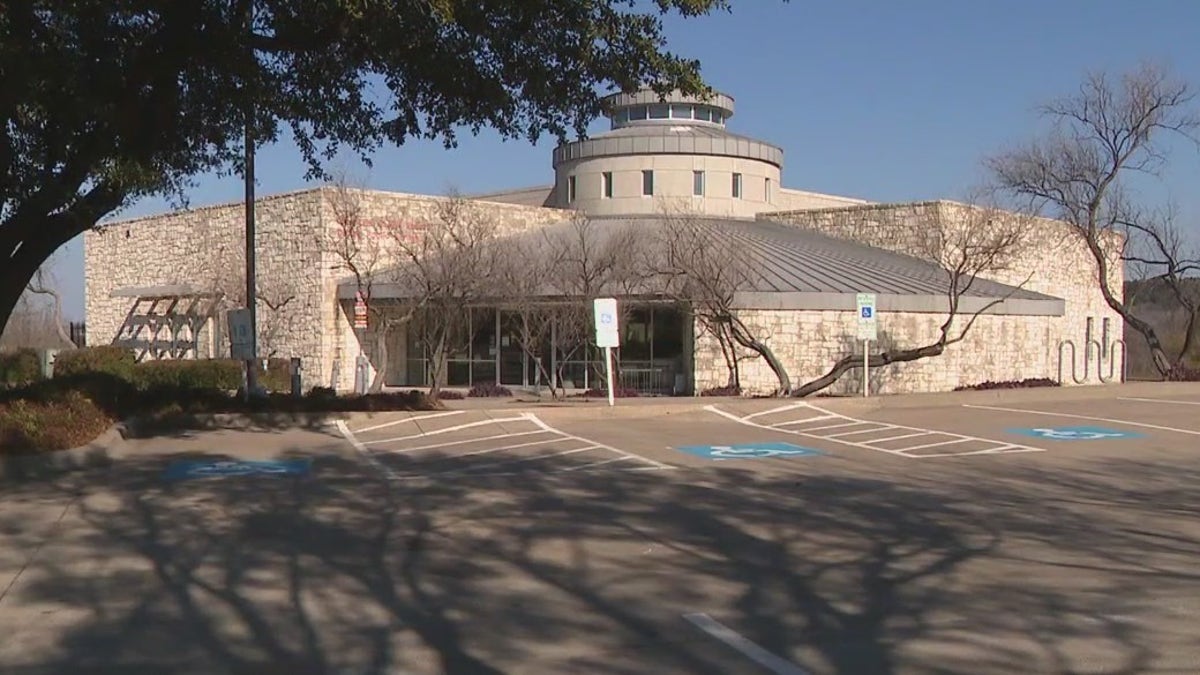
[675,442,824,461]
[164,459,312,481]
[1008,426,1143,441]
[861,307,873,318]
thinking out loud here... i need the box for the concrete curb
[121,411,346,438]
[0,423,128,481]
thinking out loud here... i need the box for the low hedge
[53,346,294,392]
[0,349,42,387]
[0,373,441,454]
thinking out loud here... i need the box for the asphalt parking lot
[2,384,1200,674]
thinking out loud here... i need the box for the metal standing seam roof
[339,215,1065,316]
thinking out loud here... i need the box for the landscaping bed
[0,347,440,455]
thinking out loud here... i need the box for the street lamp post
[243,117,259,399]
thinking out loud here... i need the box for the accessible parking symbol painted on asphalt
[163,459,313,481]
[1007,426,1144,441]
[675,442,824,461]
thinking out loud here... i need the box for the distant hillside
[1125,277,1200,310]
[1122,277,1200,379]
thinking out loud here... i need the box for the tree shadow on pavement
[0,450,1197,674]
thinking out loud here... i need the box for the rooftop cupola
[603,89,737,130]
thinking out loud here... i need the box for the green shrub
[135,359,244,390]
[0,388,115,454]
[53,346,137,381]
[0,349,42,386]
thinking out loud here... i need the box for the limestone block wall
[770,188,871,212]
[85,189,328,371]
[693,309,1058,396]
[318,188,569,391]
[86,186,568,393]
[757,200,1125,387]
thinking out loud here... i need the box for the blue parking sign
[675,442,824,461]
[164,459,312,481]
[861,307,873,318]
[1007,426,1142,441]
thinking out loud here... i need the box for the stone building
[85,88,1125,395]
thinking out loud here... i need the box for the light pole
[242,2,259,400]
[244,121,258,399]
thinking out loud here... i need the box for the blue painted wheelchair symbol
[1008,426,1143,441]
[860,307,873,318]
[675,442,824,461]
[164,459,312,481]
[600,313,613,324]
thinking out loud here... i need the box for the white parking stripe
[744,403,812,420]
[706,403,1044,459]
[963,403,1200,436]
[363,416,532,445]
[525,414,673,470]
[1118,397,1200,406]
[352,410,466,434]
[372,429,553,453]
[335,420,401,481]
[425,446,599,476]
[683,613,811,675]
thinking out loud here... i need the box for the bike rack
[1098,339,1127,383]
[1057,340,1087,384]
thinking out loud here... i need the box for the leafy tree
[0,0,762,333]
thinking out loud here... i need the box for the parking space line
[417,436,564,460]
[706,403,1044,459]
[364,416,532,445]
[683,613,810,675]
[900,438,970,451]
[963,404,1200,436]
[824,425,890,438]
[427,446,599,476]
[373,429,552,453]
[864,432,928,444]
[352,410,466,434]
[744,403,811,420]
[561,456,635,472]
[1118,397,1200,406]
[335,420,401,481]
[525,414,674,470]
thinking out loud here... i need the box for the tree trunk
[369,328,389,393]
[728,318,790,396]
[792,343,946,398]
[1085,235,1174,377]
[428,332,446,398]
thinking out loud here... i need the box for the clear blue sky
[46,0,1200,320]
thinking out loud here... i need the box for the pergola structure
[109,285,226,361]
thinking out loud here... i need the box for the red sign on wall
[354,291,368,329]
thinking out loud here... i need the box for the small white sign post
[593,297,621,407]
[228,308,254,361]
[856,293,877,398]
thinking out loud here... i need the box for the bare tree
[540,214,650,393]
[986,62,1200,377]
[654,210,792,395]
[389,193,501,397]
[325,177,422,392]
[491,235,561,396]
[791,203,1032,397]
[192,214,298,360]
[24,266,74,349]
